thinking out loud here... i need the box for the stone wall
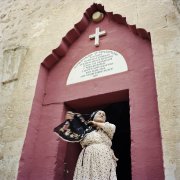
[0,0,179,179]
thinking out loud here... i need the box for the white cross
[89,27,106,47]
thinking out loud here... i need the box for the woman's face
[93,110,106,123]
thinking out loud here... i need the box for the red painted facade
[17,4,164,180]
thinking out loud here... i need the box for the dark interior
[104,101,131,180]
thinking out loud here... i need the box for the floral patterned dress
[73,122,118,180]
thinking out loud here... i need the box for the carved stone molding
[42,3,150,70]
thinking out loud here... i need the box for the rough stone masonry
[0,0,179,179]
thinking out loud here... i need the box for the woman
[65,110,118,180]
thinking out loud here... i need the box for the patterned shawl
[54,113,96,142]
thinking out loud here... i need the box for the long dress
[73,122,118,180]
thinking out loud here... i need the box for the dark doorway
[104,101,131,180]
[63,101,131,180]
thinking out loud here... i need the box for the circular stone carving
[66,50,128,85]
[92,11,104,22]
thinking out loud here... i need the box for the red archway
[17,4,164,180]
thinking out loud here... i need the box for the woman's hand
[88,121,105,128]
[88,121,97,127]
[65,111,74,120]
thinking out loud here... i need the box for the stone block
[2,47,27,84]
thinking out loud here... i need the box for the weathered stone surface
[2,47,27,84]
[173,0,180,13]
[0,0,179,179]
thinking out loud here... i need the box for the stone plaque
[66,50,128,85]
[2,47,27,84]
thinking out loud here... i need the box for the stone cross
[89,27,106,47]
